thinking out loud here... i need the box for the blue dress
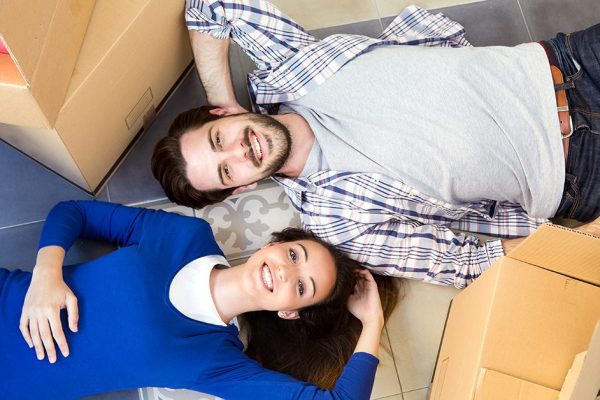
[0,201,378,399]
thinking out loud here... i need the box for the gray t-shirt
[282,43,564,218]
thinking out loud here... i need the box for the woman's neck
[209,265,254,324]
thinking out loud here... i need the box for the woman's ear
[277,310,300,320]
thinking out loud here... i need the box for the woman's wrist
[360,314,384,330]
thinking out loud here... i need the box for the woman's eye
[216,133,222,148]
[289,249,297,263]
[298,280,305,296]
[224,165,231,178]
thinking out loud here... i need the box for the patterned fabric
[186,0,469,112]
[185,0,550,288]
[275,173,547,288]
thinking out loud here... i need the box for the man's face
[181,112,291,192]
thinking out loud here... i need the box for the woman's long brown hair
[240,228,402,389]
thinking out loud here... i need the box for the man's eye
[289,248,297,263]
[223,165,231,178]
[216,133,222,148]
[298,280,304,296]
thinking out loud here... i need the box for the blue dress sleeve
[38,201,150,251]
[195,348,379,400]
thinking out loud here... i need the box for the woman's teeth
[261,264,273,291]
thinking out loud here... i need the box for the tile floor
[1,0,598,399]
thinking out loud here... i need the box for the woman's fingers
[66,294,79,333]
[19,316,33,348]
[48,308,69,358]
[37,316,57,363]
[28,319,45,361]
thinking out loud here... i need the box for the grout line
[371,0,385,32]
[515,0,534,42]
[0,219,44,231]
[383,324,405,394]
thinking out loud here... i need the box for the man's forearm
[189,30,242,109]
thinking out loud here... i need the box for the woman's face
[242,239,337,317]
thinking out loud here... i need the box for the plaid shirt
[186,0,549,288]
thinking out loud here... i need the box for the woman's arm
[198,269,385,400]
[19,201,151,363]
[20,246,77,364]
[348,269,385,358]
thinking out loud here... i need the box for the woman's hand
[20,247,78,364]
[347,269,384,329]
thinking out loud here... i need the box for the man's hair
[241,228,402,389]
[151,106,235,209]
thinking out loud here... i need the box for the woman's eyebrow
[298,243,308,261]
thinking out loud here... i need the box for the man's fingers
[48,309,69,358]
[19,316,33,348]
[28,320,45,361]
[66,294,79,333]
[37,317,57,363]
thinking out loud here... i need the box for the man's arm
[189,31,246,112]
[185,0,318,110]
[308,217,504,289]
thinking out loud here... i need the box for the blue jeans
[545,24,600,222]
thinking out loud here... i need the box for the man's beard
[244,113,292,176]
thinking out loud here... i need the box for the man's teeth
[251,133,262,161]
[261,265,273,291]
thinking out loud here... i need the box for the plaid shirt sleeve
[185,0,317,71]
[303,210,504,289]
[449,201,549,238]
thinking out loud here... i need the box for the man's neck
[272,113,315,177]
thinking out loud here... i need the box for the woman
[0,200,398,399]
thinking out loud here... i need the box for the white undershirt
[169,255,230,326]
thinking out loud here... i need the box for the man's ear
[277,310,300,320]
[231,182,258,195]
[208,106,246,117]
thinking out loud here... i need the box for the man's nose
[228,139,248,162]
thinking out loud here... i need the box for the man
[152,0,600,287]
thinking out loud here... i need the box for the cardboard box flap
[559,321,600,400]
[0,0,95,128]
[509,224,600,286]
[0,0,59,83]
[474,369,559,400]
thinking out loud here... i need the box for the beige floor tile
[372,327,402,399]
[402,388,429,400]
[386,280,461,392]
[269,0,380,30]
[375,0,482,19]
[375,394,404,400]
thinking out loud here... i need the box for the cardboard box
[0,0,193,192]
[430,225,600,400]
[0,0,96,128]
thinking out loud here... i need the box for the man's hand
[20,246,77,364]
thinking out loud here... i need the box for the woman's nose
[276,265,291,282]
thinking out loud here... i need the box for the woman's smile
[261,263,274,292]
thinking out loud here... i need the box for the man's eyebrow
[208,126,215,151]
[218,166,225,186]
